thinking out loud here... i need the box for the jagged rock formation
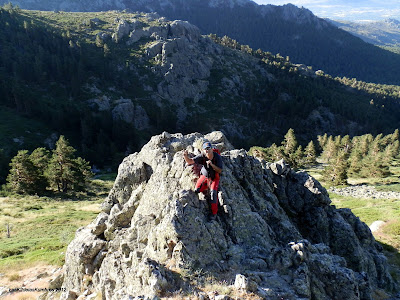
[4,0,400,85]
[57,131,397,299]
[87,14,283,140]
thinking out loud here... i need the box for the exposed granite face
[58,131,397,299]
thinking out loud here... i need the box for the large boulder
[59,131,397,299]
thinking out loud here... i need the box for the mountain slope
[1,7,400,183]
[329,18,400,48]
[3,0,400,85]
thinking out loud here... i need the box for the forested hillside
[1,5,400,185]
[154,2,400,85]
[3,0,400,85]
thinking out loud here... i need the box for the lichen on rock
[59,131,398,299]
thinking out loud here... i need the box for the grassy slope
[0,174,115,272]
[306,160,400,245]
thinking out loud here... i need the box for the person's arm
[206,157,222,174]
[183,150,195,165]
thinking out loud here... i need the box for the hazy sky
[252,0,400,21]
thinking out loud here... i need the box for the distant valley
[329,18,400,50]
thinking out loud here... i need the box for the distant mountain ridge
[3,0,400,85]
[329,18,400,47]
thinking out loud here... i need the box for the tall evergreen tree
[370,133,384,156]
[269,143,285,162]
[317,133,328,152]
[334,135,342,148]
[391,140,400,158]
[30,147,50,170]
[321,136,337,163]
[358,134,373,157]
[382,143,399,163]
[72,156,92,192]
[282,128,298,156]
[360,153,390,178]
[340,135,352,154]
[6,150,43,194]
[29,147,50,192]
[46,135,91,193]
[281,128,303,167]
[348,149,363,177]
[304,140,317,166]
[391,129,399,143]
[291,145,304,169]
[323,150,349,185]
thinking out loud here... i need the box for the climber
[183,141,223,221]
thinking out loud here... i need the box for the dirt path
[0,264,62,299]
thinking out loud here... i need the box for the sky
[252,0,400,22]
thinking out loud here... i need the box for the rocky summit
[56,132,397,299]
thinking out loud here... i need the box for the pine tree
[391,140,400,158]
[334,135,342,148]
[29,147,50,192]
[360,153,390,178]
[317,133,328,150]
[282,128,298,156]
[370,133,384,156]
[281,128,300,166]
[382,143,399,163]
[391,129,399,143]
[348,149,363,177]
[46,136,75,192]
[358,134,373,156]
[323,150,349,185]
[304,140,317,166]
[340,135,352,154]
[46,136,92,193]
[291,145,304,169]
[103,43,110,57]
[30,147,50,170]
[321,136,337,163]
[73,156,92,192]
[269,143,285,162]
[7,150,43,194]
[95,34,104,48]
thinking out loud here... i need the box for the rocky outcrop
[111,99,150,130]
[58,131,397,299]
[89,16,222,130]
[330,185,400,200]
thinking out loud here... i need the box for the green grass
[0,175,114,271]
[307,161,400,280]
[329,193,400,227]
[309,160,400,254]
